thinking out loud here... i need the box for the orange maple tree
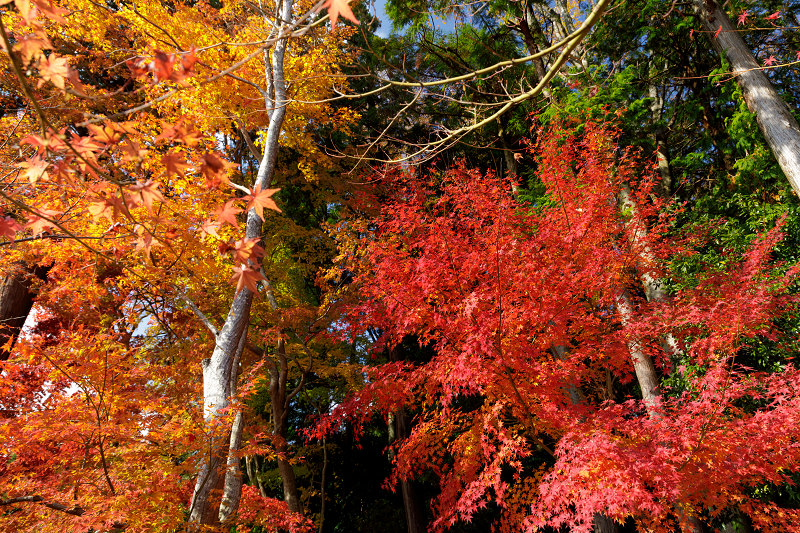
[0,0,361,530]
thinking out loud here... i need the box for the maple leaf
[31,0,67,22]
[0,216,22,239]
[25,208,61,235]
[87,123,123,145]
[14,0,36,23]
[214,200,242,228]
[37,54,70,90]
[13,34,51,66]
[244,186,281,220]
[713,25,722,39]
[766,10,781,20]
[88,198,118,223]
[323,0,359,29]
[156,119,202,146]
[162,152,189,177]
[231,264,265,294]
[232,238,265,265]
[129,180,164,212]
[120,140,146,163]
[17,156,49,183]
[201,152,237,184]
[737,10,749,26]
[134,225,161,259]
[152,50,175,81]
[199,218,220,239]
[181,48,197,75]
[764,55,778,67]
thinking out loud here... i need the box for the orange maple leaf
[17,156,49,183]
[214,200,242,228]
[199,218,220,239]
[37,54,70,90]
[232,238,265,265]
[201,152,237,184]
[162,152,189,177]
[134,225,161,259]
[87,123,123,145]
[14,0,36,23]
[25,208,61,235]
[31,0,67,22]
[129,180,164,212]
[152,50,175,81]
[231,264,265,294]
[323,0,359,28]
[13,34,51,66]
[244,186,281,220]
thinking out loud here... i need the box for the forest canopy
[2,0,800,532]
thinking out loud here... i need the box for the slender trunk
[552,346,619,533]
[189,0,292,526]
[388,346,427,533]
[219,331,247,522]
[616,189,705,532]
[271,338,302,514]
[317,437,327,533]
[694,0,800,199]
[593,514,620,533]
[394,409,426,533]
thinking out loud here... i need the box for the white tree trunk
[694,0,800,199]
[189,0,293,526]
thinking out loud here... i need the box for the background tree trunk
[0,262,44,361]
[694,0,800,199]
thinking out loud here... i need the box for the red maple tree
[318,121,800,532]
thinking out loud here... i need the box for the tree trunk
[219,331,247,523]
[271,338,303,514]
[189,0,292,526]
[694,0,800,199]
[0,261,43,361]
[388,346,427,533]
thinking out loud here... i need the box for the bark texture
[0,262,40,361]
[695,0,800,199]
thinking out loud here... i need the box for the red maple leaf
[0,216,21,239]
[737,10,748,26]
[244,186,281,220]
[766,10,781,20]
[214,200,242,228]
[764,55,778,66]
[323,0,359,29]
[231,264,265,294]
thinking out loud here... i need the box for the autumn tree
[0,0,362,531]
[318,121,800,532]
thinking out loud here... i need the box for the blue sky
[367,0,457,38]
